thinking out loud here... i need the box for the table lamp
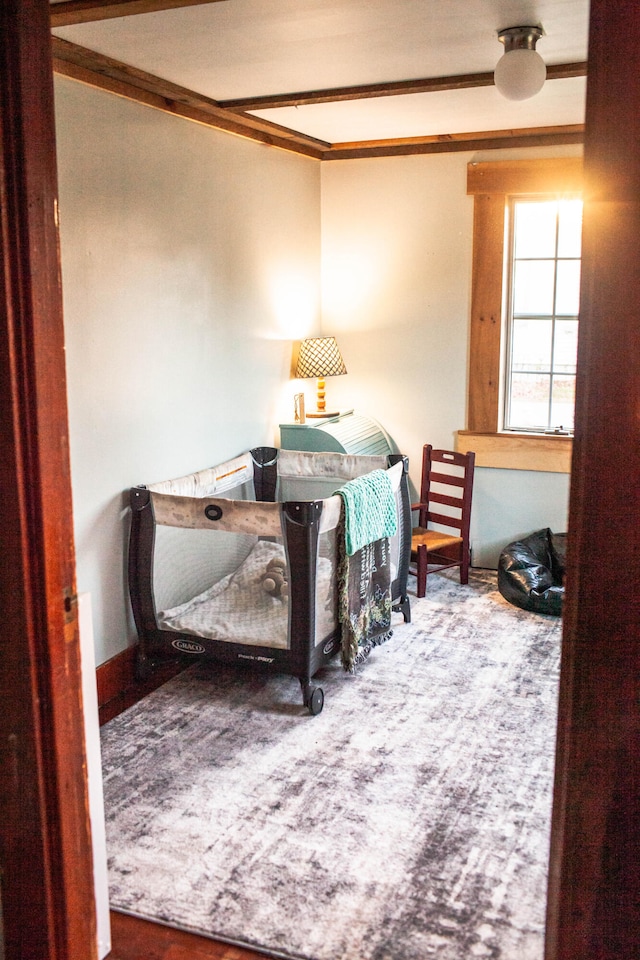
[294,336,347,418]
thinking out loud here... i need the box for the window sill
[456,430,572,473]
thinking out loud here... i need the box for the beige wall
[55,77,321,665]
[319,153,473,472]
[319,147,581,565]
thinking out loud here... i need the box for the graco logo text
[171,639,205,654]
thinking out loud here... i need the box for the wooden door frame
[545,2,640,957]
[0,0,96,957]
[0,2,637,960]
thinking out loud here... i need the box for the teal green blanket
[335,469,397,556]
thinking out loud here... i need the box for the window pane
[557,200,583,257]
[550,376,576,431]
[555,260,581,315]
[513,261,555,315]
[511,317,552,371]
[553,319,578,374]
[514,201,557,258]
[504,196,582,434]
[507,373,551,430]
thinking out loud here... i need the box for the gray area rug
[101,570,561,960]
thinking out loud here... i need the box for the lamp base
[306,410,340,419]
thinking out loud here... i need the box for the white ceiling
[52,0,590,145]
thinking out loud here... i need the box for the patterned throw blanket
[335,470,397,671]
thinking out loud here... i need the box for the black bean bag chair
[498,527,567,616]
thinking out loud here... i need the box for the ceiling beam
[220,62,588,112]
[51,37,329,158]
[50,0,228,28]
[325,125,585,161]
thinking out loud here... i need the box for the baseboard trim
[96,644,185,726]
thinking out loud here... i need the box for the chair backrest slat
[430,470,466,488]
[427,509,463,531]
[430,491,464,510]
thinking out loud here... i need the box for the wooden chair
[410,445,475,598]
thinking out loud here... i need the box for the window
[459,157,583,473]
[504,198,582,434]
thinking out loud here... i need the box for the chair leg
[416,544,428,598]
[460,547,470,584]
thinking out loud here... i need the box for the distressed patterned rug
[101,570,561,960]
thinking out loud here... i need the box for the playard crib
[128,447,411,714]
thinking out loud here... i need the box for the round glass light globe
[494,48,547,100]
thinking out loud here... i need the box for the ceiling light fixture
[494,25,547,101]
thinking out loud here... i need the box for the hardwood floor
[109,911,271,960]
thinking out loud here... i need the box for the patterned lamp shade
[294,337,347,418]
[295,337,347,379]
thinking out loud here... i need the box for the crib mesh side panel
[277,474,340,502]
[389,484,404,586]
[152,527,259,613]
[151,480,258,612]
[315,526,339,645]
[155,528,291,650]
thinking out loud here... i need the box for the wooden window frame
[459,157,583,472]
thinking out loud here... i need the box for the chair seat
[411,527,463,554]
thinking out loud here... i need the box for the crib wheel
[308,686,324,716]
